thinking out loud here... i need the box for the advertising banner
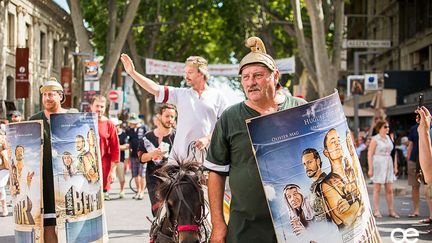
[84,61,99,81]
[50,113,107,242]
[145,57,295,77]
[15,47,30,98]
[6,121,43,242]
[61,67,73,108]
[246,92,381,243]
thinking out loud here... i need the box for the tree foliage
[76,0,345,109]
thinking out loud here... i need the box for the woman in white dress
[367,121,399,218]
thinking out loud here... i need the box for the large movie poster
[50,113,107,242]
[246,92,381,243]
[6,121,43,242]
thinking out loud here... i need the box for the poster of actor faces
[50,113,108,242]
[246,92,381,243]
[6,121,43,243]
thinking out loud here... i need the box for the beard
[306,170,317,178]
[161,121,172,129]
[43,101,60,112]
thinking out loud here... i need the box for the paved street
[1,173,432,242]
[0,172,152,243]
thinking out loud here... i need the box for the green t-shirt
[206,95,306,243]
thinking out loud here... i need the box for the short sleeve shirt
[204,95,306,243]
[118,131,128,162]
[408,124,432,162]
[138,130,175,178]
[127,125,147,158]
[155,85,227,162]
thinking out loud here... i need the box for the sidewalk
[365,174,414,197]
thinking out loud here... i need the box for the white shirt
[156,85,228,163]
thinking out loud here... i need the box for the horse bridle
[150,174,208,243]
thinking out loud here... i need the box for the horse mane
[156,161,203,201]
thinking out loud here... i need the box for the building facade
[345,0,432,133]
[0,0,77,119]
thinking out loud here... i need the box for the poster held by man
[246,91,381,243]
[50,112,107,242]
[6,121,44,242]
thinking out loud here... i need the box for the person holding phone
[406,95,432,223]
[417,105,432,184]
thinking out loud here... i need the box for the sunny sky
[53,0,70,13]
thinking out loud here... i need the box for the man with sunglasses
[29,77,69,243]
[204,37,306,243]
[120,54,227,164]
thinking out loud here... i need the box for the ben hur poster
[6,121,43,243]
[246,92,381,243]
[50,113,107,242]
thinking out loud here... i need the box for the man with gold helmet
[205,37,306,243]
[120,53,227,164]
[29,77,68,243]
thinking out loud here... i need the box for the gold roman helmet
[40,77,65,103]
[239,37,277,74]
[185,56,210,80]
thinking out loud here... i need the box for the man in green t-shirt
[204,37,306,243]
[29,77,68,243]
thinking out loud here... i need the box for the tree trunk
[291,0,318,95]
[105,0,117,71]
[305,0,335,97]
[128,0,162,121]
[99,0,141,96]
[126,32,152,122]
[68,0,93,54]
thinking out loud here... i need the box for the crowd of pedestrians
[1,35,432,243]
[354,113,432,225]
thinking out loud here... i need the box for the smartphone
[419,93,424,107]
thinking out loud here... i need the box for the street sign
[346,39,391,48]
[364,73,379,90]
[108,90,119,102]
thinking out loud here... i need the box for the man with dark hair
[205,37,306,243]
[301,148,328,221]
[138,103,176,215]
[75,135,98,183]
[321,128,361,228]
[30,77,68,242]
[90,95,120,201]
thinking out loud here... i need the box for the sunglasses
[383,125,389,128]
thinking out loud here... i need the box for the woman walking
[368,121,400,218]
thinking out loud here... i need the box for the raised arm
[120,53,160,96]
[417,106,432,184]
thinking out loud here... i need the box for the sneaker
[104,192,110,201]
[119,191,125,199]
[132,193,138,199]
[136,193,143,200]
